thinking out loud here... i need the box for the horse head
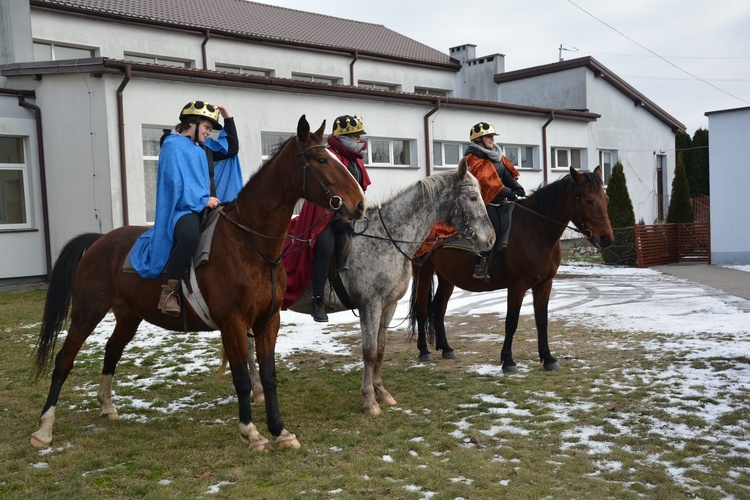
[296,115,366,221]
[444,159,495,252]
[570,166,614,249]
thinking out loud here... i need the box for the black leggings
[312,216,350,297]
[164,212,201,281]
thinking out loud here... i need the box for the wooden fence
[634,222,711,267]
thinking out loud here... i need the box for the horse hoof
[99,411,119,420]
[251,394,265,404]
[363,405,382,416]
[418,353,434,363]
[544,362,561,371]
[502,365,519,374]
[30,434,51,449]
[441,350,457,360]
[249,443,270,452]
[277,430,301,449]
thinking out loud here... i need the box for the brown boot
[472,254,491,282]
[158,279,181,316]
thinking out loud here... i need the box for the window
[124,53,191,68]
[414,87,449,97]
[261,133,291,161]
[291,73,339,85]
[33,41,96,61]
[552,147,584,169]
[141,127,166,223]
[502,145,535,169]
[215,64,273,77]
[599,149,617,184]
[433,141,468,168]
[0,137,29,227]
[365,138,413,167]
[358,81,399,92]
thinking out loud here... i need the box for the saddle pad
[122,208,222,273]
[443,203,515,253]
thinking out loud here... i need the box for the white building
[0,0,684,282]
[705,106,750,265]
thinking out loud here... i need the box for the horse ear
[593,165,603,180]
[297,115,310,142]
[457,157,468,180]
[569,166,585,185]
[314,120,326,141]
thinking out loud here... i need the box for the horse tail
[33,232,103,380]
[406,267,436,345]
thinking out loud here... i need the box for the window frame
[290,73,339,85]
[215,64,273,77]
[363,137,414,167]
[0,136,31,229]
[358,80,399,92]
[33,40,97,61]
[599,149,618,184]
[432,141,468,169]
[501,144,535,169]
[124,52,192,68]
[551,147,585,170]
[414,87,449,97]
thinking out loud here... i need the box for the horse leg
[31,299,109,448]
[97,308,142,419]
[360,303,385,415]
[372,302,398,408]
[432,277,456,360]
[246,333,265,404]
[253,313,299,448]
[413,262,435,362]
[500,287,526,374]
[532,281,560,371]
[219,321,268,451]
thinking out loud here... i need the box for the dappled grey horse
[249,162,495,415]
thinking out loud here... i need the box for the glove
[513,187,526,199]
[507,191,518,202]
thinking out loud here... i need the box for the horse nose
[600,235,613,248]
[355,201,365,219]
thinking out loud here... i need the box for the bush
[666,154,694,223]
[602,162,637,266]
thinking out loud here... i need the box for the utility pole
[558,44,578,61]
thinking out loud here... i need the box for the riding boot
[472,254,491,282]
[158,279,181,316]
[312,296,328,323]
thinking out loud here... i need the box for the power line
[568,0,750,106]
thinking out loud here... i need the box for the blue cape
[130,134,210,279]
[204,130,243,202]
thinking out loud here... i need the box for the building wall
[707,107,750,264]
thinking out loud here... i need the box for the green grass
[1,289,748,498]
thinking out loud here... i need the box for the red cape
[282,146,371,309]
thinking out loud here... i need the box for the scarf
[328,134,367,161]
[465,142,502,162]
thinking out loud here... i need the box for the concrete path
[653,264,750,301]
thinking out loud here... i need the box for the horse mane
[529,170,603,217]
[367,170,457,215]
[234,132,324,200]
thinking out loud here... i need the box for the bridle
[295,137,357,218]
[217,135,354,333]
[510,174,600,242]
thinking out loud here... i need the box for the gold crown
[179,101,222,130]
[469,121,496,141]
[332,115,366,136]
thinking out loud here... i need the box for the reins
[217,136,349,334]
[508,176,597,240]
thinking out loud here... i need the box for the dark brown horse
[408,166,613,373]
[30,116,365,451]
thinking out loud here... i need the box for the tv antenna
[558,44,578,61]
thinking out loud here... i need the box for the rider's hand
[206,196,221,209]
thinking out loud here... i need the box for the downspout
[423,98,442,177]
[117,64,132,226]
[201,29,211,70]
[18,97,52,281]
[349,50,358,85]
[541,112,554,186]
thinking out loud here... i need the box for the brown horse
[408,166,613,373]
[30,115,365,451]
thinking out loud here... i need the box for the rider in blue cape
[130,101,230,315]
